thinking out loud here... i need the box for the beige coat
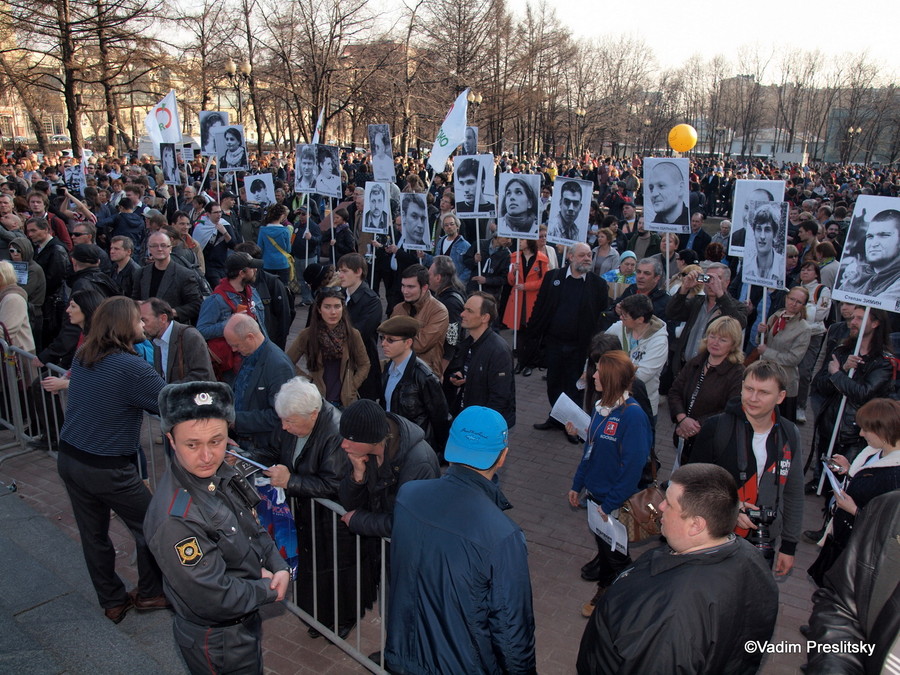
[286,326,370,407]
[760,310,811,397]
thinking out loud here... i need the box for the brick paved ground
[0,298,829,674]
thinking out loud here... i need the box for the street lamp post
[574,107,586,158]
[467,90,483,123]
[225,58,252,125]
[846,125,862,164]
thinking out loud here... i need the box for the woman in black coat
[260,376,374,639]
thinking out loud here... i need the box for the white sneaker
[796,409,807,423]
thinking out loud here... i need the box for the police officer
[144,381,289,674]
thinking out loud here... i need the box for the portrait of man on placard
[368,124,395,183]
[742,200,788,289]
[200,111,228,157]
[729,179,785,255]
[214,125,248,172]
[461,126,478,155]
[315,144,342,199]
[363,181,391,234]
[455,156,495,216]
[244,173,274,206]
[401,192,430,250]
[161,143,180,186]
[496,173,541,240]
[833,196,900,310]
[294,144,317,193]
[547,178,591,246]
[643,158,690,233]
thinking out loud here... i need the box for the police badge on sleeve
[175,537,203,566]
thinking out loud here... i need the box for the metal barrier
[0,339,68,452]
[284,496,389,674]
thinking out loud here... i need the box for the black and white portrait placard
[400,192,430,250]
[643,157,690,234]
[454,154,495,218]
[199,111,228,157]
[363,181,391,235]
[833,196,900,311]
[214,125,248,172]
[295,144,317,193]
[368,124,394,183]
[729,179,785,257]
[742,200,789,290]
[160,142,180,186]
[496,173,541,240]
[460,126,478,155]
[244,173,275,207]
[314,144,342,200]
[546,178,592,247]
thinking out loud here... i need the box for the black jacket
[462,238,510,297]
[338,414,439,538]
[69,266,120,298]
[527,265,609,353]
[33,237,71,299]
[110,259,141,300]
[347,281,383,400]
[807,490,900,674]
[812,344,894,449]
[447,328,516,429]
[381,354,450,453]
[612,284,669,320]
[577,537,778,675]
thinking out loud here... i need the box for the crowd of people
[2,142,899,674]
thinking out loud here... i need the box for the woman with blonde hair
[0,259,34,353]
[668,315,745,465]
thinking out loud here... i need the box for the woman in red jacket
[504,238,548,376]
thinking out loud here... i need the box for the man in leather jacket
[377,316,450,458]
[806,490,900,674]
[577,463,778,674]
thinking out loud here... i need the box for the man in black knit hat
[337,398,439,538]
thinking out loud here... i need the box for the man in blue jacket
[384,406,536,674]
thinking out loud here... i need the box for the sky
[504,0,899,81]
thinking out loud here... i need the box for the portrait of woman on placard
[497,176,539,238]
[315,146,342,199]
[160,143,179,186]
[217,126,248,171]
[200,111,226,156]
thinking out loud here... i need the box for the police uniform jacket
[144,459,288,626]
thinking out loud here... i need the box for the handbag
[618,451,665,543]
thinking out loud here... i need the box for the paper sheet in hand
[587,499,628,555]
[550,393,591,440]
[822,461,845,497]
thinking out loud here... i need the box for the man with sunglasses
[377,316,450,460]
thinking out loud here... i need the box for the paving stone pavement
[0,303,830,674]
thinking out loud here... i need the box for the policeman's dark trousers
[174,613,263,675]
[57,445,163,608]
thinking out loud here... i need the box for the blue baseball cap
[444,406,509,470]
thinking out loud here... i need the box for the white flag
[427,89,469,173]
[144,89,182,157]
[311,107,325,144]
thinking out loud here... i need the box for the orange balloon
[668,124,698,153]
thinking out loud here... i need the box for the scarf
[318,322,347,361]
[504,213,534,232]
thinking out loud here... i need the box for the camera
[697,274,711,283]
[745,506,777,567]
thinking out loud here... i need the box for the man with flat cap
[384,406,536,674]
[144,381,289,675]
[378,315,450,459]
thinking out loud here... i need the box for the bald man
[647,162,689,226]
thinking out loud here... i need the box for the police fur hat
[158,381,235,434]
[377,316,419,340]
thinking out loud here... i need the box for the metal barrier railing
[284,496,389,674]
[0,339,68,452]
[0,338,388,672]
